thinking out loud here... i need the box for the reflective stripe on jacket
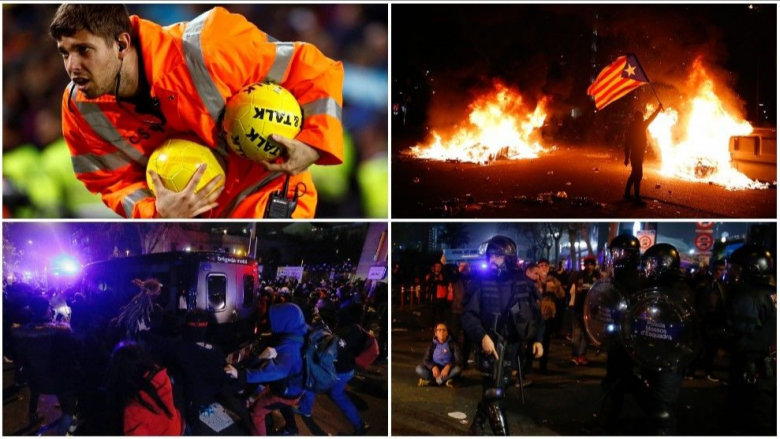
[61,7,344,218]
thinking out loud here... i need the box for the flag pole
[629,53,663,108]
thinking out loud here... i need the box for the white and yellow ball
[222,82,303,163]
[146,138,225,196]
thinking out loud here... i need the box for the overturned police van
[77,251,259,350]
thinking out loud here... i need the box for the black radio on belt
[264,174,298,218]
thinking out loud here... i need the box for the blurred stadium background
[3,4,388,219]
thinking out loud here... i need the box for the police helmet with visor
[609,234,641,272]
[641,243,680,280]
[479,235,518,270]
[728,244,775,286]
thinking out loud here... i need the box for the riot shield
[583,278,628,347]
[620,286,700,372]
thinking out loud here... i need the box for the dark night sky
[3,223,367,270]
[393,4,776,127]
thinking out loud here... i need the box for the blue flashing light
[61,260,79,274]
[52,254,80,275]
[481,263,488,269]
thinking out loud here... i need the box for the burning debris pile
[648,59,768,190]
[405,82,553,165]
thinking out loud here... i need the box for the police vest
[477,274,540,342]
[728,282,777,358]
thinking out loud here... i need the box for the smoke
[597,5,745,113]
[418,6,580,134]
[397,4,773,131]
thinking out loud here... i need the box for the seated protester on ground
[416,323,462,387]
[106,341,184,436]
[12,295,82,434]
[295,306,371,435]
[225,303,307,436]
[171,310,251,434]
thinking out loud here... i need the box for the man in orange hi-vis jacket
[51,5,343,218]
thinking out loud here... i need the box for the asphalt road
[3,358,388,436]
[392,145,776,219]
[391,303,734,436]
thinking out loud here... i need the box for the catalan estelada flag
[587,54,650,110]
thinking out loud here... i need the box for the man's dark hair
[50,4,131,44]
[538,258,550,265]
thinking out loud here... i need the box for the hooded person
[225,303,307,435]
[294,305,371,435]
[172,309,251,434]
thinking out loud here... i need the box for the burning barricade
[404,81,553,165]
[647,59,769,190]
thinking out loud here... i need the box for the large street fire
[647,59,767,190]
[405,82,551,164]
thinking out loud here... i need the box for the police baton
[516,351,526,405]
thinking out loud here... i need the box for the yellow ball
[146,138,226,196]
[222,82,303,163]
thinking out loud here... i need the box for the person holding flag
[587,54,663,207]
[622,105,662,206]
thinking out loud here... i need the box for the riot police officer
[723,244,776,435]
[461,235,544,436]
[597,242,697,435]
[632,243,695,434]
[597,234,642,432]
[608,234,642,291]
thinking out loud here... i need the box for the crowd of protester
[3,272,388,435]
[401,256,736,387]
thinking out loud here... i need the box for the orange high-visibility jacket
[61,7,344,218]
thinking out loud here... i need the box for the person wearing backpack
[294,305,371,435]
[224,303,307,435]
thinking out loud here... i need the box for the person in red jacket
[106,341,184,436]
[51,4,344,218]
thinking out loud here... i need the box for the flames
[405,82,551,164]
[647,59,766,190]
